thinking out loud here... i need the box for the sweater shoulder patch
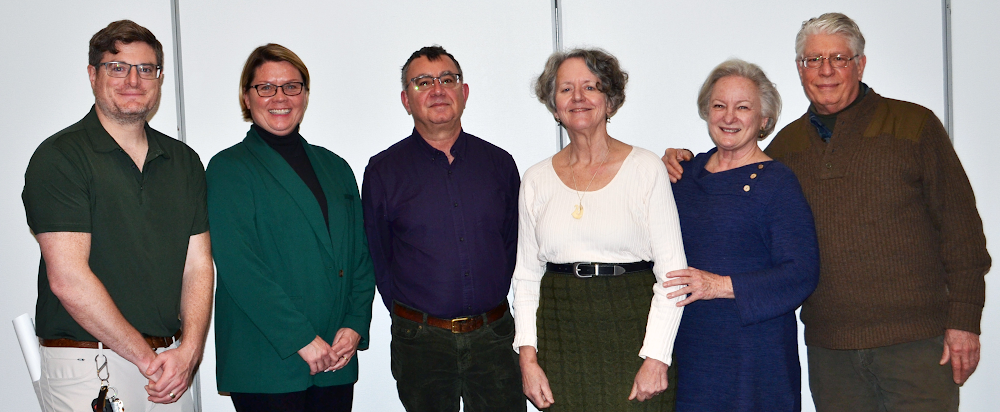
[767,117,812,158]
[862,99,929,143]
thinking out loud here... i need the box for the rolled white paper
[13,313,41,382]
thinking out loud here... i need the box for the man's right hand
[661,148,693,183]
[298,335,334,375]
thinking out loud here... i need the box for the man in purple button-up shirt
[362,46,524,412]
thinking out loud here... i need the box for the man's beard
[96,93,156,126]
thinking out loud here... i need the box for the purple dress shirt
[362,129,519,319]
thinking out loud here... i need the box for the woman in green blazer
[207,44,375,412]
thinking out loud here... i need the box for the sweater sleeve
[918,115,991,334]
[512,168,546,352]
[638,157,687,364]
[730,170,820,326]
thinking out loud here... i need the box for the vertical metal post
[167,5,200,410]
[942,0,954,141]
[171,0,188,144]
[552,0,566,150]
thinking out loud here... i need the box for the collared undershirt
[253,123,328,226]
[809,82,870,142]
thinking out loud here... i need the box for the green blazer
[207,128,375,393]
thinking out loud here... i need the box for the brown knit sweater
[765,89,990,349]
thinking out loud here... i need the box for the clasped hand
[142,344,198,404]
[298,328,362,375]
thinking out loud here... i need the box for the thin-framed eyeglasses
[409,73,462,92]
[799,54,860,69]
[250,82,307,97]
[98,62,162,80]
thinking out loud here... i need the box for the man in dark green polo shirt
[21,20,213,412]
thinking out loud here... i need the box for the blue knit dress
[670,149,819,412]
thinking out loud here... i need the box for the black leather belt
[546,261,653,278]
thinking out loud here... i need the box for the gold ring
[169,392,176,399]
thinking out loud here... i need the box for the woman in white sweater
[514,49,687,412]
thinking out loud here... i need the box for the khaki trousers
[38,340,195,412]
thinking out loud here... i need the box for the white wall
[2,1,996,411]
[949,1,1000,411]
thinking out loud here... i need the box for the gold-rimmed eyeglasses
[799,54,860,69]
[409,73,462,92]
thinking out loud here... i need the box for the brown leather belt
[40,330,182,350]
[393,302,507,333]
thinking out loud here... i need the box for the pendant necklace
[571,146,610,219]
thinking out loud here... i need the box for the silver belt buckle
[572,262,597,278]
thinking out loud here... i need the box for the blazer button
[339,269,344,277]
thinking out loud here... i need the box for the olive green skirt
[537,269,676,412]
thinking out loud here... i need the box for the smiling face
[706,75,769,153]
[88,41,162,125]
[401,55,468,133]
[554,57,608,132]
[243,61,308,136]
[797,33,866,115]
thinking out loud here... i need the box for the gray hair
[697,59,782,139]
[795,12,866,59]
[534,48,628,118]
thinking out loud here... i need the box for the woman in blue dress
[663,59,819,412]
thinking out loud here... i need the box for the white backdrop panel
[560,0,945,157]
[950,1,1000,411]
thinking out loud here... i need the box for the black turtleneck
[253,123,329,226]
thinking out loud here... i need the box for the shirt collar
[85,105,169,161]
[409,128,468,162]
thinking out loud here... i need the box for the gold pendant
[572,204,583,219]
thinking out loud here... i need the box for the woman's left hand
[663,267,734,306]
[629,358,669,402]
[327,328,361,371]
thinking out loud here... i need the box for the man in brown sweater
[664,12,990,412]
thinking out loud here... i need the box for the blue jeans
[390,305,525,412]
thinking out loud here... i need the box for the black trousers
[390,306,525,412]
[231,384,353,412]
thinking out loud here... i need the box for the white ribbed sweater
[511,146,687,364]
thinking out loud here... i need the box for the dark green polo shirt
[23,106,209,341]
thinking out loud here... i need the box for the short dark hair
[401,46,462,89]
[88,20,164,67]
[239,43,311,121]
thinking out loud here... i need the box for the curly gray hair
[534,48,628,119]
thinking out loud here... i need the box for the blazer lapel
[243,129,337,262]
